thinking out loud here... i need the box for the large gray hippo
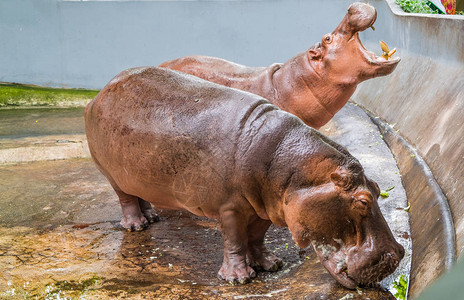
[85,67,404,288]
[160,2,400,129]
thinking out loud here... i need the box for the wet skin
[160,2,400,129]
[85,67,404,288]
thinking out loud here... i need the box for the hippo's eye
[352,199,369,216]
[324,35,332,44]
[352,192,371,216]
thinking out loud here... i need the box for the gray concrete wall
[0,0,353,89]
[353,1,464,296]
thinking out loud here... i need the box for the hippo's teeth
[388,48,397,58]
[370,25,375,31]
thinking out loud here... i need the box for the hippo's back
[85,67,273,212]
[159,56,266,81]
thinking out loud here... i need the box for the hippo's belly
[85,67,271,217]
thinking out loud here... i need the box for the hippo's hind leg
[89,153,152,231]
[218,209,257,284]
[138,198,160,223]
[246,217,283,272]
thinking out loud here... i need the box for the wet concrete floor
[0,104,410,299]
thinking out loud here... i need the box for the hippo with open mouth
[85,67,404,289]
[160,2,400,129]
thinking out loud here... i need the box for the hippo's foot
[248,247,283,272]
[142,209,159,223]
[217,261,257,285]
[113,188,151,231]
[120,214,149,232]
[138,198,160,223]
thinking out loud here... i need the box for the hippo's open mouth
[343,2,400,69]
[321,259,357,289]
[312,242,357,289]
[355,32,401,67]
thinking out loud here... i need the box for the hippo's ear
[330,169,350,190]
[366,178,380,198]
[308,47,322,61]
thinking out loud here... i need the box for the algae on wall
[0,83,99,107]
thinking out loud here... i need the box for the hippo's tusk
[388,48,397,58]
[370,25,375,31]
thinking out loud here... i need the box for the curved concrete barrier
[369,113,455,298]
[352,0,463,297]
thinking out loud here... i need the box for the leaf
[404,203,411,213]
[380,187,394,198]
[392,275,408,300]
[380,41,390,53]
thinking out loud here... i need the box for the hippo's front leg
[247,217,283,272]
[218,209,257,284]
[138,198,160,223]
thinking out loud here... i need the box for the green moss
[0,83,99,107]
[27,276,104,299]
[53,276,104,291]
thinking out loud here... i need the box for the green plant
[395,0,438,14]
[392,274,408,300]
[380,186,395,198]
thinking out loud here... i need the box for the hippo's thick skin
[85,67,404,288]
[160,2,400,129]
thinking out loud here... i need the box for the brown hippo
[85,67,404,288]
[159,2,400,129]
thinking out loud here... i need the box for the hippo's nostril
[398,244,405,260]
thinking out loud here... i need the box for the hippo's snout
[346,2,377,34]
[349,241,405,286]
[333,2,377,38]
[315,239,404,289]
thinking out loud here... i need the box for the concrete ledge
[368,113,456,298]
[0,134,90,164]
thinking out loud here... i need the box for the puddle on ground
[0,159,395,299]
[0,107,85,139]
